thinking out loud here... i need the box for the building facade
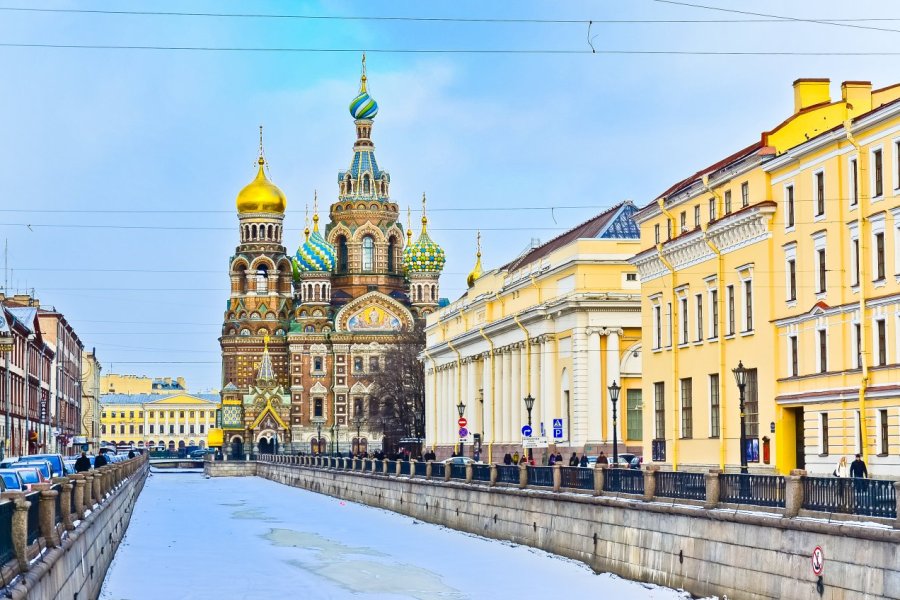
[36,307,83,454]
[218,57,444,457]
[100,393,219,452]
[101,374,187,395]
[424,203,643,462]
[631,79,900,475]
[81,349,102,453]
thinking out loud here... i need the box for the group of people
[502,452,536,466]
[73,448,110,473]
[833,454,869,478]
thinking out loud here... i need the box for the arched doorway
[310,437,326,455]
[258,437,273,455]
[230,437,244,459]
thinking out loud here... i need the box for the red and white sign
[811,546,824,576]
[458,417,468,428]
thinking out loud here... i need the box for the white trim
[854,410,862,455]
[769,146,849,184]
[893,137,900,194]
[871,213,887,282]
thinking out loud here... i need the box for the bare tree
[369,323,425,454]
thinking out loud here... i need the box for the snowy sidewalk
[100,472,702,600]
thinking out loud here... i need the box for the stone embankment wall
[2,455,149,600]
[207,460,899,600]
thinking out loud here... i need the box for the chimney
[177,376,186,389]
[841,81,872,118]
[793,78,831,113]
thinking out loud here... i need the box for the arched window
[387,238,396,272]
[256,264,268,293]
[251,224,258,240]
[337,235,348,273]
[362,236,375,272]
[431,284,437,301]
[363,175,370,193]
[314,398,323,418]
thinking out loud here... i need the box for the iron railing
[353,459,362,470]
[604,468,645,495]
[25,492,41,545]
[720,474,786,508]
[386,460,397,475]
[414,462,428,477]
[0,501,13,566]
[472,464,491,482]
[527,466,553,487]
[560,467,593,490]
[655,471,706,501]
[431,462,446,479]
[373,459,383,473]
[496,465,520,485]
[399,461,411,476]
[803,477,897,518]
[450,463,467,480]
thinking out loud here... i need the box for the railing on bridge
[431,462,446,479]
[655,471,706,501]
[527,466,553,488]
[472,464,491,483]
[720,474,785,508]
[802,477,897,519]
[604,468,645,495]
[559,467,593,491]
[496,465,519,485]
[414,461,428,477]
[450,463,467,480]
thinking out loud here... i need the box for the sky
[2,0,900,390]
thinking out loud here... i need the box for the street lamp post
[456,400,466,458]
[312,416,325,456]
[608,381,621,467]
[523,394,534,460]
[732,360,748,474]
[352,414,365,456]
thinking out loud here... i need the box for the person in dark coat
[568,452,578,466]
[503,453,513,465]
[598,452,609,465]
[548,454,557,466]
[579,454,588,468]
[127,450,135,459]
[850,454,868,478]
[74,451,91,473]
[93,450,108,468]
[555,452,563,464]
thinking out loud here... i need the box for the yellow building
[631,78,900,475]
[100,393,219,452]
[424,202,643,462]
[101,374,188,395]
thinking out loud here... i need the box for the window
[785,184,795,228]
[680,297,689,345]
[200,424,205,434]
[102,412,106,419]
[790,335,799,376]
[787,258,797,301]
[708,197,716,221]
[745,368,759,440]
[710,289,719,339]
[110,425,116,434]
[169,411,174,418]
[694,205,701,228]
[653,305,662,349]
[138,425,143,434]
[337,235,348,272]
[680,211,687,233]
[654,382,665,440]
[129,411,134,418]
[724,190,732,214]
[626,389,643,440]
[179,425,184,434]
[189,425,195,434]
[314,398,323,418]
[680,378,693,439]
[654,224,660,244]
[854,323,862,369]
[695,294,703,341]
[815,171,825,216]
[820,413,829,455]
[353,357,363,373]
[387,239,396,272]
[741,182,749,207]
[313,357,323,371]
[818,329,828,373]
[873,148,884,197]
[189,411,194,418]
[850,158,858,206]
[180,411,185,418]
[667,303,673,347]
[625,273,637,282]
[852,238,860,286]
[817,248,827,294]
[129,425,134,434]
[743,279,753,331]
[879,409,889,455]
[149,425,155,434]
[362,236,375,272]
[169,425,174,434]
[877,319,887,366]
[875,232,886,280]
[726,285,735,335]
[369,356,380,372]
[100,425,106,434]
[709,374,720,438]
[667,220,672,240]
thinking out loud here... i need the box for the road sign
[458,417,468,428]
[552,418,564,439]
[811,546,824,576]
[553,418,563,428]
[521,425,533,437]
[522,437,549,448]
[458,427,469,438]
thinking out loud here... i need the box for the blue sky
[1,0,899,390]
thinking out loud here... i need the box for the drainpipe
[513,313,531,458]
[656,197,680,471]
[702,176,728,472]
[845,120,870,463]
[446,338,463,456]
[422,348,438,452]
[478,328,496,464]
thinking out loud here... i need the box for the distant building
[99,393,219,453]
[101,374,188,395]
[81,349,102,452]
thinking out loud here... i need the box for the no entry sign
[458,417,468,428]
[811,546,824,576]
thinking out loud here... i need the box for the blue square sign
[553,428,563,439]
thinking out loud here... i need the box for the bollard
[518,463,528,489]
[39,488,61,548]
[704,470,721,510]
[784,470,806,518]
[552,464,562,492]
[70,475,86,518]
[465,463,473,483]
[58,482,74,531]
[10,496,29,572]
[426,460,433,480]
[444,462,452,482]
[382,460,389,475]
[593,463,605,496]
[82,474,94,509]
[409,460,417,478]
[643,466,658,502]
[396,460,402,477]
[894,482,900,530]
[489,464,498,486]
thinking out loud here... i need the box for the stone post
[58,482,74,531]
[518,462,528,489]
[39,488,60,548]
[894,482,900,529]
[643,465,658,502]
[10,496,29,572]
[82,474,94,508]
[489,464,498,486]
[426,461,433,480]
[552,464,561,492]
[704,470,721,510]
[465,463,473,483]
[396,461,403,477]
[382,460,389,475]
[92,470,102,503]
[593,463,605,496]
[784,470,806,518]
[444,463,452,482]
[409,460,417,478]
[70,475,85,518]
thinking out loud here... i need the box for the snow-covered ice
[100,472,708,600]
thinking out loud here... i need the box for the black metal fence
[373,459,383,473]
[604,468,645,495]
[472,464,491,482]
[656,471,706,501]
[399,461,411,476]
[414,461,428,477]
[25,492,40,545]
[803,477,897,518]
[0,501,13,566]
[560,467,593,490]
[450,464,467,480]
[527,466,553,488]
[431,462,446,479]
[496,465,520,485]
[720,474,786,508]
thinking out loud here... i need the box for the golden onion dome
[466,231,484,288]
[236,157,287,214]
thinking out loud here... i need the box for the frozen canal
[101,472,703,600]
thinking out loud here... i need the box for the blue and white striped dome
[294,228,335,275]
[349,90,378,120]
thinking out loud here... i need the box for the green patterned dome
[404,226,445,274]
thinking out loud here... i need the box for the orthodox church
[218,57,445,457]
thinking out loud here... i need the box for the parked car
[15,467,47,491]
[0,469,25,491]
[442,456,480,465]
[16,459,53,480]
[24,453,66,478]
[189,449,212,459]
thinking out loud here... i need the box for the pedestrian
[74,451,91,473]
[599,451,609,465]
[503,453,512,465]
[850,454,868,478]
[512,451,520,464]
[93,450,108,468]
[555,452,563,464]
[548,453,557,466]
[128,449,136,459]
[579,454,588,468]
[568,452,578,466]
[541,452,548,466]
[519,455,528,465]
[833,456,849,478]
[528,456,536,466]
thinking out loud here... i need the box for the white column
[425,367,434,449]
[510,346,521,441]
[466,360,477,437]
[482,354,493,447]
[607,329,622,443]
[540,338,553,439]
[496,350,506,443]
[587,330,602,442]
